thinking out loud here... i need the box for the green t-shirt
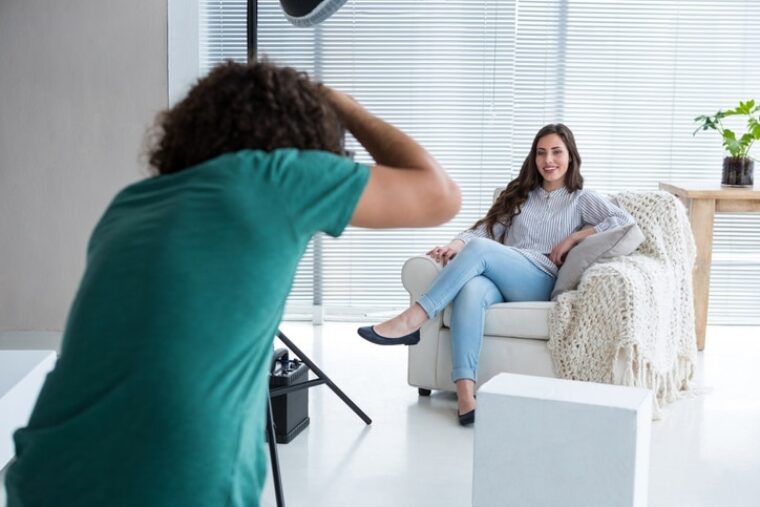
[6,149,370,506]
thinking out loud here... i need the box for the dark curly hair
[148,60,345,175]
[471,123,583,241]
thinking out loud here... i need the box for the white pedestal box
[473,373,652,507]
[0,350,57,466]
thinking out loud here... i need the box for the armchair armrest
[401,256,442,302]
[402,256,446,390]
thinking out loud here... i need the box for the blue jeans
[416,238,555,383]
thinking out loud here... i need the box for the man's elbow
[428,180,461,226]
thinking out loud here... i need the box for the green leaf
[722,129,742,156]
[752,123,760,140]
[723,141,743,157]
[749,118,760,139]
[726,100,757,117]
[736,100,755,115]
[693,114,718,135]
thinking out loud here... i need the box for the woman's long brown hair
[470,123,583,241]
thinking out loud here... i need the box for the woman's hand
[427,240,464,267]
[549,236,577,266]
[549,227,596,266]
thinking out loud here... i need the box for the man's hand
[321,85,359,120]
[323,83,462,229]
[427,240,465,267]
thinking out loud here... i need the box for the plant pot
[722,157,754,187]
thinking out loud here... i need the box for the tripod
[266,330,372,507]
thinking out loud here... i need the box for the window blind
[199,0,760,325]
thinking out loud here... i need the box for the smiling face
[535,133,570,191]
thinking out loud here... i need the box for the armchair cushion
[550,223,645,300]
[442,301,554,340]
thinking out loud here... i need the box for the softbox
[279,0,349,27]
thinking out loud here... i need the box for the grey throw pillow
[550,223,645,300]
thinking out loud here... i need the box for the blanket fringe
[617,343,696,420]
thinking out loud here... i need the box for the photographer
[6,60,460,507]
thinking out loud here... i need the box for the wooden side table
[659,181,760,350]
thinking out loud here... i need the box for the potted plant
[694,99,759,187]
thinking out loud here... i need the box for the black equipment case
[269,348,310,443]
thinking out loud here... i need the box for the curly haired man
[5,60,460,507]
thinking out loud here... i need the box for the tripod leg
[277,331,372,425]
[266,396,286,507]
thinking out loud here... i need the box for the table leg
[688,198,715,351]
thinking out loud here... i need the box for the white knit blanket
[547,191,698,414]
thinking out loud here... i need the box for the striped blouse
[454,186,635,277]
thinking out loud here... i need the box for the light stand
[246,4,372,506]
[266,331,372,507]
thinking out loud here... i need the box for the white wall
[0,0,168,331]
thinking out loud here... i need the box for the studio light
[248,0,349,60]
[279,0,349,27]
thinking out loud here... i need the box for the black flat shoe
[357,326,420,346]
[458,409,475,426]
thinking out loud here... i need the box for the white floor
[1,324,759,506]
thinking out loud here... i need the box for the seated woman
[358,123,634,426]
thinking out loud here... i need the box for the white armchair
[401,190,685,397]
